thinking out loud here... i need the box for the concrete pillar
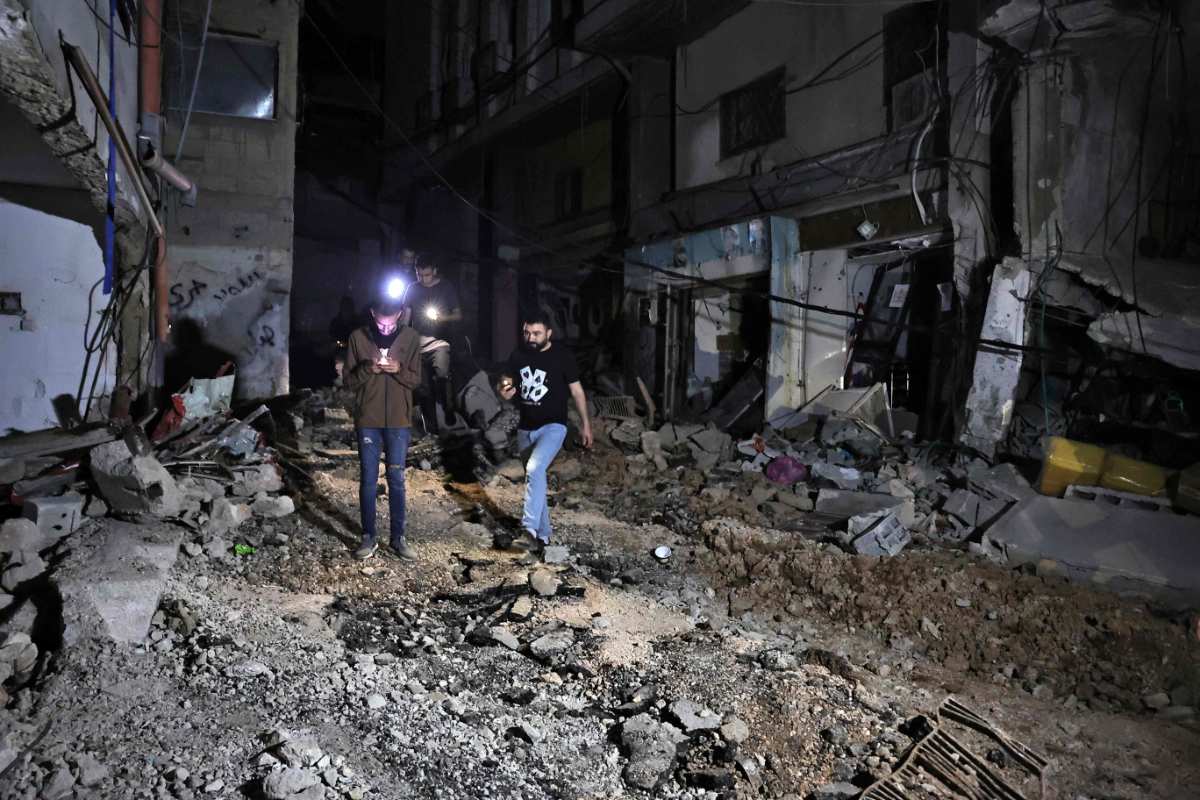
[766,217,805,421]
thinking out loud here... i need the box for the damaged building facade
[0,0,300,441]
[0,0,152,435]
[570,0,1199,461]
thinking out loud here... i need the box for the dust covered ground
[2,409,1199,800]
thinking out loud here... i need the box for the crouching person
[497,308,592,564]
[343,292,422,562]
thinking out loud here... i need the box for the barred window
[719,67,786,160]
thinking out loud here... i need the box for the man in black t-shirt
[497,308,592,564]
[402,254,461,435]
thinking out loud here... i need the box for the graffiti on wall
[169,269,265,312]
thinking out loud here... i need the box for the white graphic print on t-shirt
[520,366,549,404]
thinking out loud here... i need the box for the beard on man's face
[522,337,549,352]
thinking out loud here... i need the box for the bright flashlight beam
[385,278,405,298]
[425,306,439,321]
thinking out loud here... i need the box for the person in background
[402,254,461,436]
[497,308,592,564]
[343,291,422,562]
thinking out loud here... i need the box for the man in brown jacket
[343,292,422,561]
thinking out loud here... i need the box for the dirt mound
[699,518,1200,715]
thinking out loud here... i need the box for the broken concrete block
[528,628,574,659]
[884,479,915,499]
[0,550,46,592]
[542,546,569,564]
[688,442,720,472]
[84,495,108,518]
[815,490,904,518]
[529,570,561,597]
[690,427,730,454]
[0,518,58,556]
[611,420,645,446]
[988,496,1200,605]
[206,499,251,535]
[943,489,983,525]
[232,464,283,496]
[774,491,813,511]
[657,423,678,449]
[621,713,688,791]
[960,259,1031,457]
[250,493,295,518]
[811,463,863,490]
[53,520,182,644]
[22,492,84,538]
[89,440,184,518]
[668,699,723,732]
[850,511,911,557]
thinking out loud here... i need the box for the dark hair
[414,253,437,271]
[523,307,553,329]
[373,295,404,316]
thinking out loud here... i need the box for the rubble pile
[699,517,1200,719]
[0,377,298,712]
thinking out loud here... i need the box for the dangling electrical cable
[174,0,214,163]
[103,0,116,296]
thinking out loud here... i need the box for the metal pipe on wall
[62,44,164,238]
[139,0,171,347]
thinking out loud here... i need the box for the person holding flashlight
[343,291,422,562]
[401,254,462,436]
[496,308,592,565]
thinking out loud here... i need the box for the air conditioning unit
[891,68,935,130]
[472,40,514,92]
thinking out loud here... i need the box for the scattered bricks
[22,492,84,538]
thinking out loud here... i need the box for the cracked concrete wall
[0,0,148,432]
[163,0,300,400]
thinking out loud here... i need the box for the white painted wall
[802,249,849,400]
[693,291,732,383]
[676,2,893,190]
[0,198,114,434]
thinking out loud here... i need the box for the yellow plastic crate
[1038,437,1105,497]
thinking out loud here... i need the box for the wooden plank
[0,423,122,459]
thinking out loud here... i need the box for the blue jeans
[518,423,567,542]
[357,427,409,541]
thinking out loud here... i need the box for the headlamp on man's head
[385,277,405,299]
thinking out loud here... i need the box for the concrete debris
[53,520,182,644]
[811,462,863,490]
[669,699,723,732]
[21,492,84,537]
[960,258,1032,457]
[620,714,688,790]
[850,511,912,557]
[815,489,904,518]
[232,464,284,495]
[207,498,252,535]
[251,493,296,518]
[986,495,1200,606]
[90,440,185,518]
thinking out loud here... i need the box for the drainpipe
[139,0,170,373]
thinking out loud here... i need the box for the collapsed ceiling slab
[1055,253,1200,371]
